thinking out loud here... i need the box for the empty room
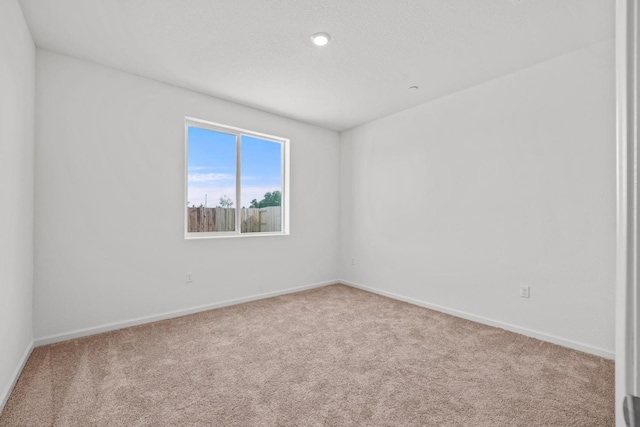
[2,0,639,426]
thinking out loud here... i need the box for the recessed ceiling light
[311,32,330,47]
[409,86,419,90]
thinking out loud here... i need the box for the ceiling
[19,0,613,131]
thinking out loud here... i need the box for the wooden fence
[188,206,282,233]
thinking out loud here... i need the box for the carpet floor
[0,284,614,426]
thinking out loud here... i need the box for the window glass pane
[187,126,236,232]
[240,135,283,233]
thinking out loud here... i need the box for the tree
[217,195,234,208]
[250,191,281,208]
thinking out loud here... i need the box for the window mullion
[281,141,285,233]
[236,133,242,234]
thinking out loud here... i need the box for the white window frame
[184,117,290,239]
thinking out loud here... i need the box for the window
[185,117,289,238]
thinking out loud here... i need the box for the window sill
[184,231,290,240]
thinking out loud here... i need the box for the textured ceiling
[19,0,613,131]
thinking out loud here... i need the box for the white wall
[34,50,340,340]
[0,0,35,411]
[340,40,616,357]
[29,33,617,359]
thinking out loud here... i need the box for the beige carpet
[0,284,614,426]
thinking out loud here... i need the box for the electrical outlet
[520,286,530,298]
[186,272,192,283]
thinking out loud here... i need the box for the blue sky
[187,127,282,208]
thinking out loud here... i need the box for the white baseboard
[33,278,614,360]
[0,339,34,415]
[340,280,615,360]
[35,280,338,347]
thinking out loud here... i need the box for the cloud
[188,172,233,184]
